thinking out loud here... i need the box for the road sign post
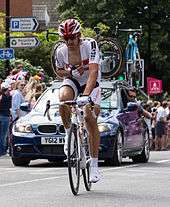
[10,17,39,32]
[5,0,10,74]
[10,37,40,48]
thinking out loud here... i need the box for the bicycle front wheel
[82,130,91,191]
[98,38,123,79]
[68,124,80,195]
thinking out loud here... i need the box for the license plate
[41,137,65,145]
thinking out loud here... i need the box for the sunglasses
[63,34,77,41]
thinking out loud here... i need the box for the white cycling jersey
[55,37,101,86]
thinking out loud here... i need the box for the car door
[125,110,143,149]
[118,89,143,149]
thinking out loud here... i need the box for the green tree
[57,0,170,91]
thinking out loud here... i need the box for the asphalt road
[0,151,170,207]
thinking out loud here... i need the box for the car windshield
[33,88,59,115]
[101,88,118,109]
[33,86,118,114]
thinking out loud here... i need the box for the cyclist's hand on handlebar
[67,64,84,78]
[76,95,92,106]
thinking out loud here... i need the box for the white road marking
[154,159,170,163]
[0,164,139,187]
[0,175,67,187]
[0,159,170,187]
[100,164,139,172]
[0,167,66,174]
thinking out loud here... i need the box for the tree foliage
[57,0,170,91]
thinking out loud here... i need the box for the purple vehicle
[98,80,150,166]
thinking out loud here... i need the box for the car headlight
[14,123,33,133]
[98,123,112,133]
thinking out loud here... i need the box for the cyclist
[54,19,101,183]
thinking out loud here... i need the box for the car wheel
[11,157,30,166]
[105,131,123,166]
[132,130,150,163]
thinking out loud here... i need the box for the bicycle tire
[68,123,80,195]
[98,38,123,78]
[51,40,65,80]
[82,130,91,191]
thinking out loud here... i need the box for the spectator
[9,80,17,96]
[0,79,3,89]
[151,107,157,150]
[34,83,44,101]
[125,88,151,119]
[0,82,12,156]
[11,80,26,122]
[155,101,167,150]
[24,78,39,103]
[143,103,152,144]
[166,100,170,149]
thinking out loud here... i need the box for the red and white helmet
[58,19,81,37]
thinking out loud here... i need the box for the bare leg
[84,104,100,158]
[59,86,74,129]
[161,135,166,150]
[155,136,159,151]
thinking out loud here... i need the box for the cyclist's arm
[83,39,100,96]
[83,63,99,96]
[54,46,71,78]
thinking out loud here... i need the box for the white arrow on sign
[10,37,40,48]
[10,17,39,32]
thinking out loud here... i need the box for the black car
[10,80,150,166]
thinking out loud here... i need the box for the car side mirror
[127,102,138,111]
[20,102,31,112]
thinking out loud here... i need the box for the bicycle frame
[61,99,92,195]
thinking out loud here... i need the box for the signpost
[10,17,39,32]
[10,37,40,48]
[0,48,15,60]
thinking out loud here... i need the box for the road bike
[118,26,144,88]
[60,98,92,195]
[94,26,123,79]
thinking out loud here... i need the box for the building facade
[32,0,59,28]
[0,0,58,29]
[0,0,32,16]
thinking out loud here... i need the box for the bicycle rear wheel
[82,130,91,191]
[51,40,65,80]
[98,38,123,79]
[68,124,80,195]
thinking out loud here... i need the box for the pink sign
[147,77,162,95]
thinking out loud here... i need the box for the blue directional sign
[0,48,15,60]
[10,17,39,32]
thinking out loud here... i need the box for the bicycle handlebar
[60,97,94,106]
[46,29,59,41]
[118,25,142,34]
